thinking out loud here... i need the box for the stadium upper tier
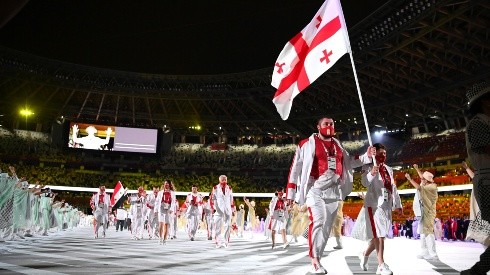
[0,128,472,193]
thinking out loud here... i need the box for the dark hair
[163,179,175,191]
[373,143,386,151]
[317,117,333,125]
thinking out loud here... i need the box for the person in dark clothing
[405,219,413,239]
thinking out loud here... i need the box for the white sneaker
[359,252,369,271]
[282,243,290,249]
[215,244,222,249]
[417,253,428,259]
[306,264,327,274]
[424,254,438,260]
[376,263,393,275]
[223,243,229,248]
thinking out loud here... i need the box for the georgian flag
[110,181,126,208]
[271,0,352,120]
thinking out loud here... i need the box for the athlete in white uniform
[185,185,203,241]
[286,117,374,274]
[91,186,110,238]
[202,194,214,240]
[130,186,147,240]
[354,143,402,275]
[155,180,176,245]
[211,175,235,248]
[146,187,159,239]
[269,188,289,249]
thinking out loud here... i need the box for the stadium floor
[0,226,483,275]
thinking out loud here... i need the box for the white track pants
[187,213,199,238]
[306,187,339,259]
[213,212,231,246]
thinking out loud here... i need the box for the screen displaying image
[68,123,158,153]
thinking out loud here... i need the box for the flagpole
[347,52,373,145]
[347,51,377,166]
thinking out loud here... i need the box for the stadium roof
[0,0,488,139]
[0,0,390,75]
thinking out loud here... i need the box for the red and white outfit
[169,201,178,239]
[185,192,203,240]
[352,163,402,240]
[130,194,147,239]
[155,190,176,224]
[202,200,214,240]
[269,195,289,232]
[211,183,234,247]
[287,134,371,261]
[146,191,158,238]
[91,191,110,238]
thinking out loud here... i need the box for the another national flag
[271,0,352,120]
[110,181,126,208]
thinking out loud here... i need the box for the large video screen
[68,122,158,153]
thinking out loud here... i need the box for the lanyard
[319,138,336,157]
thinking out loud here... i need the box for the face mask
[277,192,284,198]
[375,155,386,164]
[220,182,227,187]
[320,126,335,137]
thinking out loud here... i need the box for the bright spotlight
[20,109,34,117]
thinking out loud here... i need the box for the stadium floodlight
[20,108,34,117]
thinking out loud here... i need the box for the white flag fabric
[110,181,125,207]
[271,0,352,120]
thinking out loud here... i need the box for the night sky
[0,0,390,75]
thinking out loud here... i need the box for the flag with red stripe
[271,0,352,120]
[110,181,125,208]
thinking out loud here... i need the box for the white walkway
[0,226,483,274]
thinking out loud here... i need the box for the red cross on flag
[271,0,352,120]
